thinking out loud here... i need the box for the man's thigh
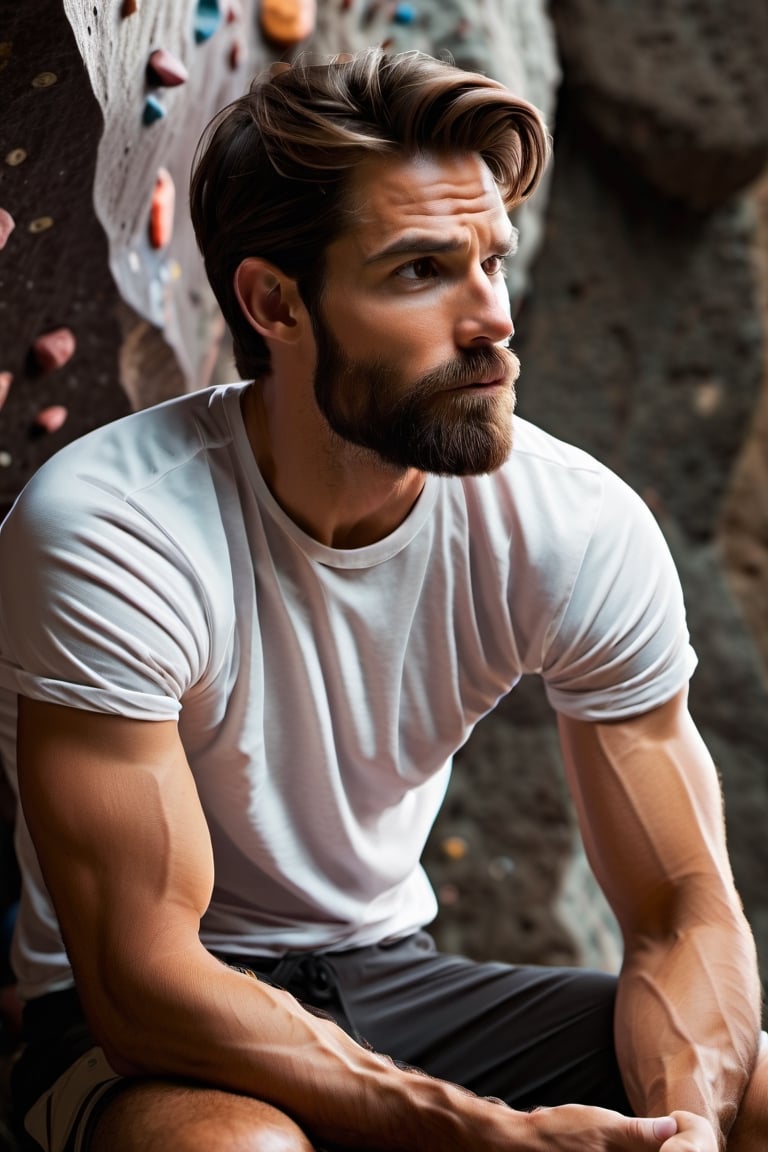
[329,931,631,1112]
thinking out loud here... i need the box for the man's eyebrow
[363,225,519,265]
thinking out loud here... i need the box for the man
[0,48,765,1152]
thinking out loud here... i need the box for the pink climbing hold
[0,372,11,410]
[0,208,15,249]
[149,167,175,249]
[34,405,68,435]
[147,48,189,87]
[32,327,76,373]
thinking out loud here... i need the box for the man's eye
[396,257,438,281]
[484,254,510,275]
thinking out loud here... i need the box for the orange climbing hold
[258,0,316,46]
[32,328,76,373]
[149,167,175,249]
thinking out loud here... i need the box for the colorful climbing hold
[441,835,468,861]
[31,71,58,88]
[194,0,222,43]
[226,0,243,21]
[4,149,27,167]
[393,2,416,24]
[0,208,15,249]
[28,216,54,234]
[121,0,138,15]
[142,94,166,125]
[149,168,175,250]
[229,40,242,70]
[33,406,69,435]
[0,372,11,410]
[438,882,460,907]
[147,48,189,87]
[258,0,316,47]
[32,328,76,373]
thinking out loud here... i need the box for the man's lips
[452,374,507,389]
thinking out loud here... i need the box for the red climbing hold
[149,167,175,250]
[32,328,76,373]
[147,48,189,87]
[121,0,138,15]
[34,405,69,435]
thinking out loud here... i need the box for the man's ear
[234,258,305,343]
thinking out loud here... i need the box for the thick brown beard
[313,321,519,476]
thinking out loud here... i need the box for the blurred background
[1,3,768,1138]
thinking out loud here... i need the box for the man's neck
[241,380,427,549]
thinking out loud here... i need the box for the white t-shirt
[0,382,696,999]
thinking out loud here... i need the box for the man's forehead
[342,151,509,243]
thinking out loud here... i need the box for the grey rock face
[551,0,768,210]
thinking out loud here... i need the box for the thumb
[628,1115,678,1144]
[652,1116,678,1141]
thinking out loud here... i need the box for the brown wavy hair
[190,48,550,380]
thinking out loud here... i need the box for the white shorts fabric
[22,1047,121,1152]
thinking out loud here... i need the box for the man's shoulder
[8,384,243,521]
[459,417,617,536]
[489,416,643,525]
[506,417,607,478]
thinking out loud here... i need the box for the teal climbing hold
[194,0,222,42]
[393,2,416,23]
[142,94,166,124]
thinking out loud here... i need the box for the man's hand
[518,1104,678,1150]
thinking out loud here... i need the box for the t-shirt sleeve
[541,467,697,721]
[0,467,212,720]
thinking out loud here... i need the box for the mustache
[416,344,520,393]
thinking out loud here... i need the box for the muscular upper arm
[556,688,738,942]
[16,696,214,1046]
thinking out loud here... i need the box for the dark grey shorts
[13,931,631,1151]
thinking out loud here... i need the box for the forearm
[616,891,761,1148]
[88,938,525,1152]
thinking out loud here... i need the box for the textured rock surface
[550,0,768,210]
[720,176,768,682]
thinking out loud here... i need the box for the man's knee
[174,1113,316,1152]
[91,1080,316,1152]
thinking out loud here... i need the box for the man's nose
[455,275,515,347]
